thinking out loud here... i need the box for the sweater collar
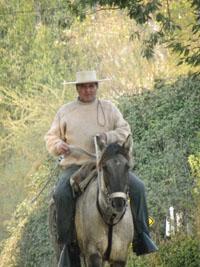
[77,97,98,105]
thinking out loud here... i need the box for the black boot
[129,172,158,256]
[58,245,71,267]
[69,242,81,267]
[58,243,81,267]
[133,232,158,256]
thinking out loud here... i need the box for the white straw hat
[63,70,109,85]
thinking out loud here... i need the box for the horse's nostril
[111,200,116,208]
[111,198,126,210]
[120,199,126,208]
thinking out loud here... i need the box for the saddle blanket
[70,161,97,194]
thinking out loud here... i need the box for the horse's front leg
[87,253,103,267]
[111,261,126,267]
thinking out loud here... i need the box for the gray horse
[75,139,134,267]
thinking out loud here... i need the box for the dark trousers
[129,172,149,235]
[53,165,156,259]
[53,165,80,244]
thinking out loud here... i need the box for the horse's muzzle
[110,192,127,212]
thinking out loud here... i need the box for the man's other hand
[96,133,107,149]
[98,133,107,144]
[56,141,71,155]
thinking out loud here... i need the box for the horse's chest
[75,182,133,262]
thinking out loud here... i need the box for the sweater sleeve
[104,103,133,166]
[44,111,64,156]
[105,104,131,145]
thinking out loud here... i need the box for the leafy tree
[120,74,200,239]
[74,0,200,69]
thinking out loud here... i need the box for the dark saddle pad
[70,161,97,194]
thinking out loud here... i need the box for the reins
[68,145,96,159]
[31,145,96,204]
[94,136,101,188]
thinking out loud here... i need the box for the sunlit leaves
[75,0,200,67]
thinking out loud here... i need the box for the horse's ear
[122,135,132,156]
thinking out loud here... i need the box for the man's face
[76,82,98,103]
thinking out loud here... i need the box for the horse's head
[97,136,132,213]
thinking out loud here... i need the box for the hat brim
[63,78,110,85]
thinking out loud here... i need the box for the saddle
[70,161,97,195]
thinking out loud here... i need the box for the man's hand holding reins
[56,141,71,155]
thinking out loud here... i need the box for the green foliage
[127,235,200,267]
[159,236,200,267]
[120,75,200,238]
[188,150,200,237]
[76,0,200,68]
[17,207,54,267]
[0,160,59,267]
[0,0,77,240]
[0,0,77,94]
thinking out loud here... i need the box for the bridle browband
[109,192,127,200]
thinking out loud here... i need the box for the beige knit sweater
[44,98,131,167]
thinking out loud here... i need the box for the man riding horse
[45,70,157,265]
